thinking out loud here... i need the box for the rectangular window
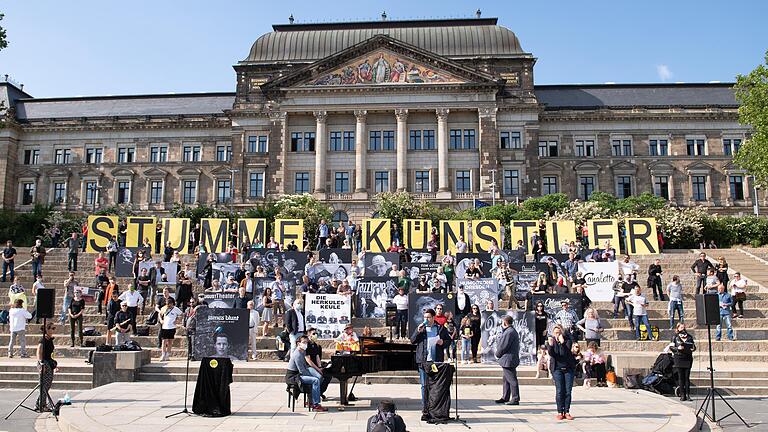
[692,175,707,201]
[616,176,632,199]
[687,139,706,156]
[53,182,66,204]
[329,131,342,151]
[216,180,231,203]
[455,170,471,192]
[117,147,135,163]
[342,131,354,151]
[334,172,350,193]
[150,146,168,163]
[500,131,522,149]
[249,172,265,198]
[182,180,197,204]
[247,136,268,153]
[54,149,72,164]
[216,145,232,162]
[84,181,98,206]
[374,171,389,193]
[290,132,315,152]
[542,176,558,195]
[729,175,745,200]
[295,172,310,194]
[183,145,201,162]
[149,180,163,204]
[723,139,742,156]
[654,176,669,200]
[463,129,476,149]
[578,176,595,201]
[117,181,131,204]
[85,148,103,164]
[22,183,35,205]
[23,149,40,165]
[449,129,462,149]
[612,139,632,156]
[369,131,381,151]
[538,141,558,157]
[415,170,430,193]
[575,140,595,157]
[382,131,395,150]
[649,139,669,156]
[422,130,435,150]
[503,169,520,196]
[409,130,422,150]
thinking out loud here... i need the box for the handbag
[623,373,643,389]
[606,370,617,384]
[735,292,747,302]
[146,310,159,326]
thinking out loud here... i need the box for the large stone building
[0,17,757,222]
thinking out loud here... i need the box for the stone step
[600,340,767,352]
[600,328,768,341]
[0,371,92,382]
[0,379,92,390]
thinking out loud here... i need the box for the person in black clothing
[468,304,482,363]
[68,291,86,347]
[286,240,299,252]
[534,302,548,350]
[410,307,452,422]
[544,257,559,288]
[647,258,664,301]
[37,322,57,412]
[670,322,696,401]
[66,233,80,272]
[305,328,332,398]
[106,290,121,346]
[691,252,715,294]
[235,287,251,309]
[547,324,576,421]
[2,240,17,282]
[94,269,110,314]
[203,253,216,289]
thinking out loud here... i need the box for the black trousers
[127,306,138,334]
[68,252,78,271]
[501,366,520,402]
[649,276,664,300]
[676,366,691,397]
[108,251,117,272]
[395,309,408,338]
[471,334,481,360]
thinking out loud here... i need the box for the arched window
[332,210,349,228]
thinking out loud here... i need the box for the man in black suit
[284,299,305,352]
[494,315,521,405]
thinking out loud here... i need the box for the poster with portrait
[499,249,526,264]
[407,249,434,263]
[458,278,499,311]
[114,247,143,278]
[407,293,455,336]
[306,262,352,285]
[250,277,274,311]
[578,261,620,302]
[201,292,238,309]
[455,253,492,280]
[305,294,352,340]
[402,262,442,286]
[480,310,537,366]
[196,252,234,282]
[247,249,309,285]
[355,277,398,318]
[319,248,352,264]
[138,261,177,285]
[538,253,569,279]
[363,252,400,277]
[193,307,248,361]
[508,263,547,301]
[536,294,585,335]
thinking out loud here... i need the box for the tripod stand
[166,333,194,418]
[449,352,470,428]
[695,322,749,430]
[5,318,59,421]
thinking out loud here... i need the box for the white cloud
[656,64,673,81]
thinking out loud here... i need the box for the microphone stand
[165,327,221,418]
[451,351,470,428]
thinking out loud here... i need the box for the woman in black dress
[671,322,696,401]
[37,322,57,412]
[468,304,482,363]
[534,301,548,349]
[176,268,194,311]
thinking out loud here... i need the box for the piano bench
[286,383,313,412]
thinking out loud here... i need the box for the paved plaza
[36,381,698,432]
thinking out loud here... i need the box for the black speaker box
[36,288,56,319]
[695,294,720,326]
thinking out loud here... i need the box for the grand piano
[326,336,416,405]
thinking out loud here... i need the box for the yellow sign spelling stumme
[86,215,118,253]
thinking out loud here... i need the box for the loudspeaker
[695,294,720,326]
[36,288,56,319]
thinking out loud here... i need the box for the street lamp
[227,169,239,215]
[91,184,102,213]
[488,169,497,206]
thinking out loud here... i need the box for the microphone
[421,319,429,327]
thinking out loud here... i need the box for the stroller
[642,352,679,396]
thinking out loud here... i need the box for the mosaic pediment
[304,50,464,86]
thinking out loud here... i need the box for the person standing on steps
[2,240,17,283]
[647,258,664,301]
[716,283,735,341]
[691,252,714,295]
[68,290,85,347]
[494,315,521,406]
[547,324,576,421]
[670,322,695,402]
[67,232,80,272]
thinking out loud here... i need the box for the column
[354,110,367,194]
[436,108,450,193]
[313,111,327,194]
[395,109,408,192]
[668,172,676,204]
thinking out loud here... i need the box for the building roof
[14,93,235,120]
[534,83,738,109]
[242,18,526,64]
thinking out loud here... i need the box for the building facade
[0,17,757,223]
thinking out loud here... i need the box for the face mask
[309,334,318,342]
[295,304,303,310]
[298,343,308,350]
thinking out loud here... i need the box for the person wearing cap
[554,300,578,333]
[113,301,133,346]
[336,323,359,349]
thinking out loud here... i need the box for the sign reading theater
[86,216,660,255]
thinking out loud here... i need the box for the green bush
[751,239,762,248]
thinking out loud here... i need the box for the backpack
[83,327,100,337]
[623,373,643,389]
[367,411,404,432]
[0,309,8,324]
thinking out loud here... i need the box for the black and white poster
[196,253,234,282]
[251,277,274,311]
[455,253,492,280]
[247,249,308,283]
[201,292,237,309]
[193,307,249,361]
[306,262,352,285]
[480,310,537,366]
[364,252,400,277]
[355,277,397,318]
[305,294,352,340]
[538,254,569,279]
[458,278,499,310]
[138,261,178,285]
[319,248,352,264]
[402,262,442,285]
[509,263,548,300]
[114,247,142,278]
[536,294,585,335]
[407,249,434,263]
[499,249,526,264]
[407,293,455,336]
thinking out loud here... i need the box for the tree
[0,13,7,51]
[274,194,332,245]
[734,50,768,186]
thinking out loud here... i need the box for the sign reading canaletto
[578,261,620,302]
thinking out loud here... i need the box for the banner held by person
[356,277,397,318]
[86,215,118,253]
[578,261,620,302]
[305,293,352,340]
[480,310,537,366]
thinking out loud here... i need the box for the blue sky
[2,1,767,98]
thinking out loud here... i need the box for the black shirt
[235,294,251,309]
[465,267,483,278]
[137,275,151,290]
[114,310,131,330]
[95,274,109,289]
[40,336,54,363]
[69,299,85,316]
[306,341,322,366]
[2,247,16,260]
